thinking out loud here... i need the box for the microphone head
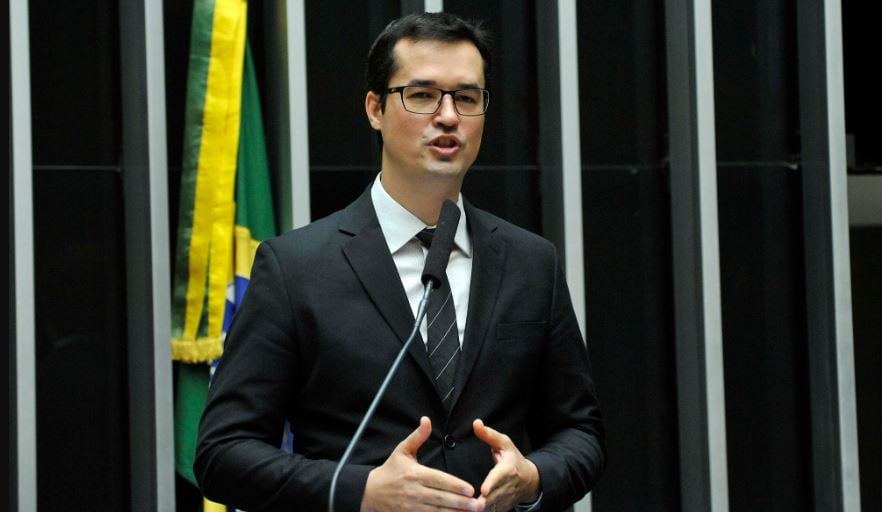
[421,200,461,289]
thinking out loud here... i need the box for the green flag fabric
[171,0,278,506]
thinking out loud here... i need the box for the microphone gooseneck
[328,199,461,512]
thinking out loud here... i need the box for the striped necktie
[415,228,461,412]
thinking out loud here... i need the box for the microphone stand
[327,281,435,512]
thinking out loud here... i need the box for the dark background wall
[28,1,129,511]
[577,1,681,510]
[18,1,879,511]
[711,1,814,509]
[850,225,881,512]
[844,1,882,510]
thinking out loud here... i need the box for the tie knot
[415,228,435,248]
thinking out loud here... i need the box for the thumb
[473,419,506,450]
[397,416,432,456]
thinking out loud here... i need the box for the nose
[433,93,459,126]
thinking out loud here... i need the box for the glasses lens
[401,87,442,114]
[453,89,486,115]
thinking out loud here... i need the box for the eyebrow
[406,79,483,89]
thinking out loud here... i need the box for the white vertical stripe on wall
[10,0,37,509]
[287,0,312,228]
[558,1,591,511]
[822,0,861,508]
[692,0,729,508]
[666,0,729,507]
[143,0,176,508]
[425,0,444,13]
[557,1,586,339]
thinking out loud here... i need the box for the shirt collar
[371,174,472,257]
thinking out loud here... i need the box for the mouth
[429,135,462,150]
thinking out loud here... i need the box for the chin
[425,164,467,179]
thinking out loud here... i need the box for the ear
[365,91,383,131]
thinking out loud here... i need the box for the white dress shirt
[371,175,472,346]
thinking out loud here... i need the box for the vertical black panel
[28,2,120,166]
[579,0,668,165]
[578,1,679,510]
[712,1,812,509]
[712,1,799,161]
[33,170,129,511]
[310,170,378,221]
[716,166,812,510]
[29,0,129,509]
[849,226,882,512]
[843,1,882,501]
[460,168,541,234]
[583,170,680,511]
[842,0,882,167]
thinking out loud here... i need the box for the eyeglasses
[386,86,490,116]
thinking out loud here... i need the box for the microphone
[421,200,461,289]
[328,200,461,512]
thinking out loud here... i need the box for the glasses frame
[386,86,490,116]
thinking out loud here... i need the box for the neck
[380,172,462,225]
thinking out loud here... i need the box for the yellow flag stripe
[203,497,227,512]
[207,201,236,341]
[234,225,262,280]
[181,0,247,344]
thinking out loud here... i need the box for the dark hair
[366,12,493,109]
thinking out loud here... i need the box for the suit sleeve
[524,245,606,510]
[194,241,373,512]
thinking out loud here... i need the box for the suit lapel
[339,189,435,383]
[449,203,506,411]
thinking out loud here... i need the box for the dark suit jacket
[195,189,605,512]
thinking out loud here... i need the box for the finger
[419,486,481,511]
[478,462,511,498]
[477,496,507,512]
[472,419,509,450]
[418,465,476,497]
[398,416,432,455]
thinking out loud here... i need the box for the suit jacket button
[443,435,456,449]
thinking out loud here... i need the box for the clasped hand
[360,417,540,512]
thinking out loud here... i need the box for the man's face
[366,38,486,184]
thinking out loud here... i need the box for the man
[195,12,605,512]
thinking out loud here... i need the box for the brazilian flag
[170,0,277,509]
